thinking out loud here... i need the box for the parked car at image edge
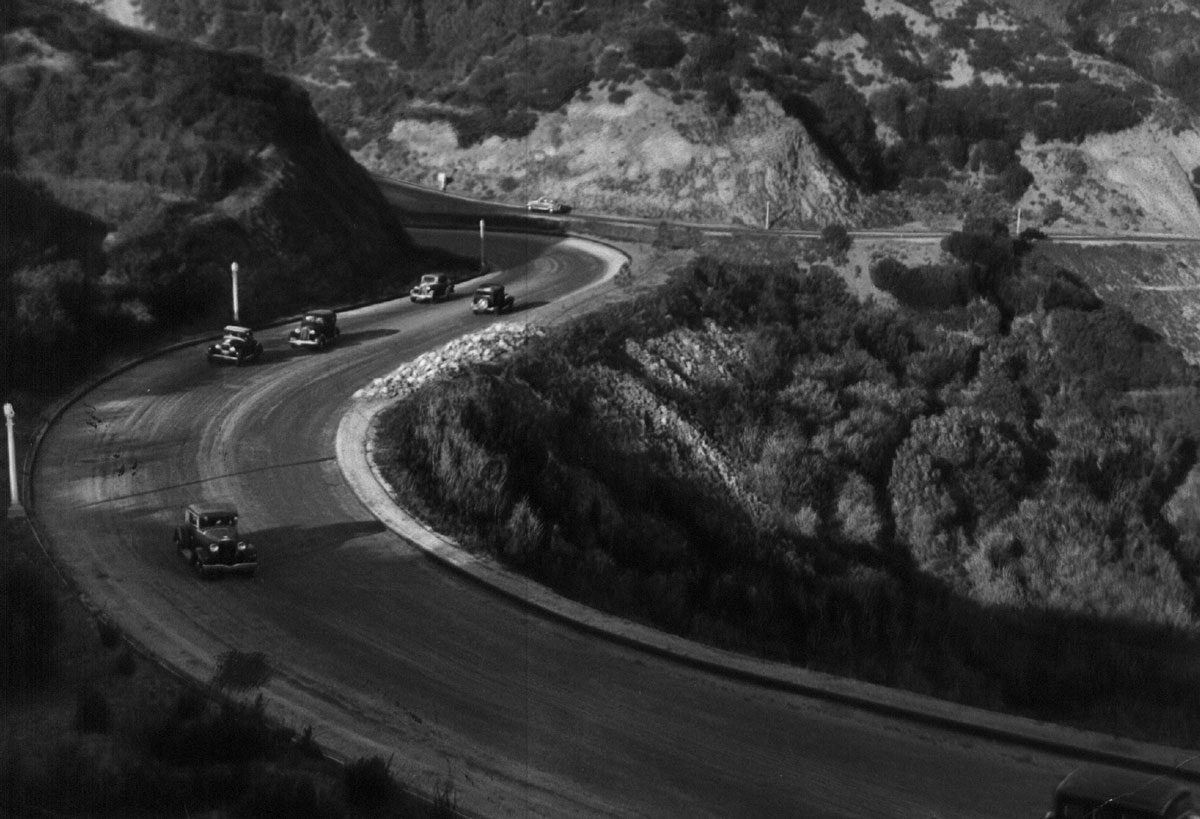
[288,308,340,350]
[207,325,263,365]
[1045,766,1200,819]
[410,273,455,303]
[526,195,566,213]
[471,284,515,315]
[173,502,258,578]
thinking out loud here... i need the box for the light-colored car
[526,196,566,213]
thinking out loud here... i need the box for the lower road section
[33,231,1101,818]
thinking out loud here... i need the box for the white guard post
[4,402,25,518]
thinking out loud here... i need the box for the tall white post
[4,402,24,518]
[230,261,240,323]
[765,202,770,230]
[1016,207,1022,235]
[479,219,486,272]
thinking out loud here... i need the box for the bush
[0,549,60,690]
[73,684,111,734]
[145,694,275,765]
[628,27,686,69]
[343,756,394,814]
[115,647,137,676]
[873,261,975,310]
[820,223,852,257]
[236,770,342,819]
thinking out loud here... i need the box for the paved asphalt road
[32,229,1096,818]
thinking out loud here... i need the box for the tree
[629,26,686,69]
[889,406,1030,578]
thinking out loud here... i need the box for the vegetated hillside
[1,0,421,396]
[97,0,1200,233]
[374,229,1200,743]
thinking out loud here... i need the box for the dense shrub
[1047,306,1192,393]
[73,685,112,734]
[871,259,975,310]
[236,771,342,819]
[0,549,60,690]
[1033,80,1152,143]
[628,27,686,69]
[144,694,276,766]
[343,756,395,814]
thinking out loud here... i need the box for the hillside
[370,232,1200,744]
[85,0,1200,234]
[1,0,422,395]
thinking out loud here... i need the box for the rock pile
[353,322,546,401]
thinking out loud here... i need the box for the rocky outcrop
[358,86,855,229]
[353,323,547,401]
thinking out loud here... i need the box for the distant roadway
[30,190,1188,818]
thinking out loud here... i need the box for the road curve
[35,230,1087,818]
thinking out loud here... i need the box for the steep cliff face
[358,86,856,228]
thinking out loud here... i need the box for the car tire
[191,552,206,578]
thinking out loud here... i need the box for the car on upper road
[207,325,263,365]
[1045,766,1200,819]
[288,308,340,350]
[173,502,258,578]
[471,284,515,315]
[410,273,456,303]
[526,196,566,213]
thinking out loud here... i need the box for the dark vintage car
[289,309,340,350]
[1045,766,1200,819]
[173,502,258,578]
[410,273,455,303]
[207,325,263,365]
[471,284,515,315]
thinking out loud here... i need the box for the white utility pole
[4,402,24,518]
[230,262,241,323]
[479,219,487,272]
[765,202,771,230]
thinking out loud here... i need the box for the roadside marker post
[230,261,241,323]
[4,402,24,518]
[480,219,487,273]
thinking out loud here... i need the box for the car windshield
[201,515,236,527]
[302,315,325,326]
[421,275,440,285]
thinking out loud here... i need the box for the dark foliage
[629,26,687,69]
[343,756,395,815]
[0,548,60,690]
[144,695,277,766]
[72,684,111,734]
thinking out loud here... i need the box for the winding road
[30,227,1148,818]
